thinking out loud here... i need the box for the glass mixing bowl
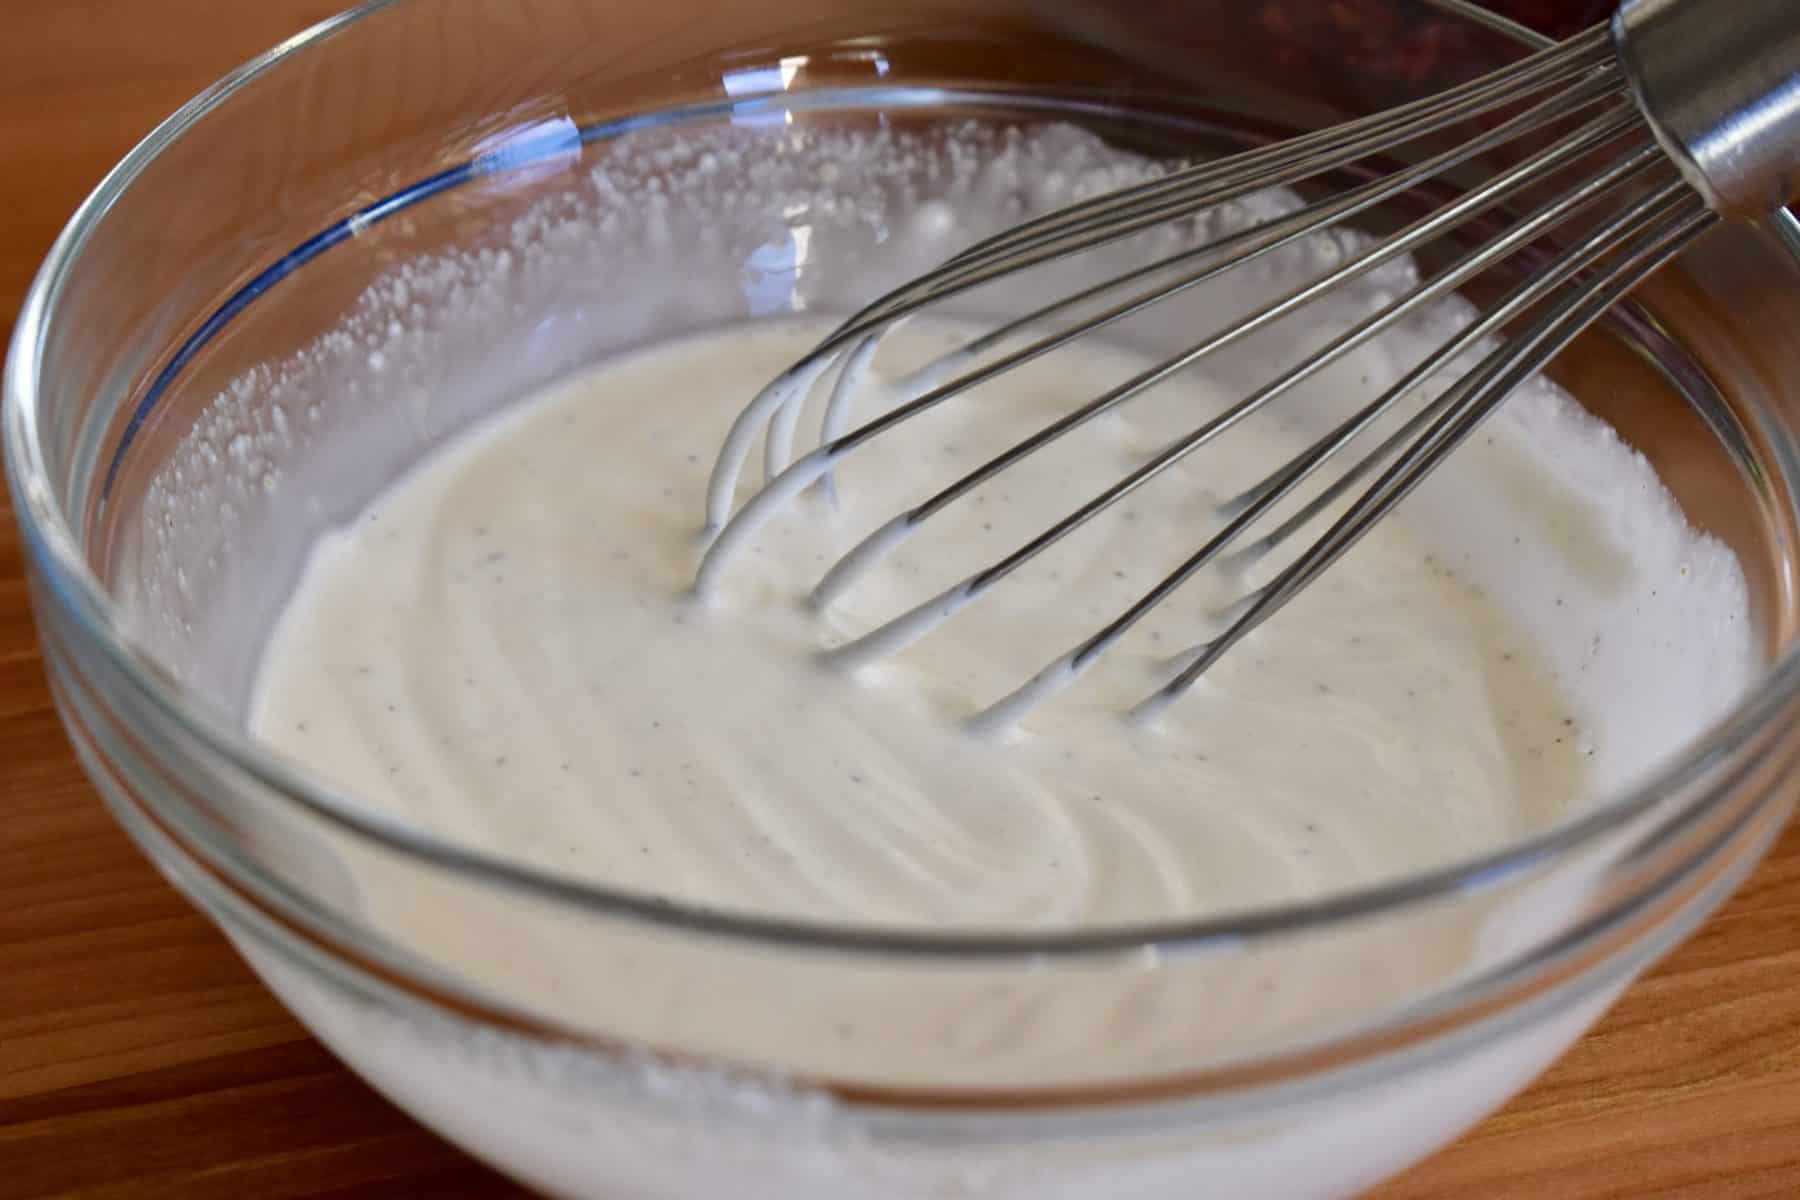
[9,1,1800,1195]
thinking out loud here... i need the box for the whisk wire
[1142,191,1716,714]
[1081,152,1675,600]
[964,184,1708,737]
[1224,147,1670,556]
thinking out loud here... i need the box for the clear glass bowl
[9,1,1800,1196]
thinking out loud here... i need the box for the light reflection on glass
[742,223,814,315]
[472,114,582,189]
[723,56,810,127]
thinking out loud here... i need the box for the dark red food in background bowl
[1260,0,1613,84]
[1487,0,1615,37]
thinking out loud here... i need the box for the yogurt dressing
[250,292,1737,928]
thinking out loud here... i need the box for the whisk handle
[1614,0,1800,217]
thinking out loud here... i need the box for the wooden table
[4,4,1799,1196]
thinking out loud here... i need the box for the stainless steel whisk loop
[698,0,1800,731]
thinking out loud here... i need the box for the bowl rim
[8,0,1800,962]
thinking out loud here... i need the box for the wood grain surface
[3,3,1799,1197]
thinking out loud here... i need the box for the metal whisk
[698,0,1800,733]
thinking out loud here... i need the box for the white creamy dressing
[250,293,1748,929]
[245,120,1756,938]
